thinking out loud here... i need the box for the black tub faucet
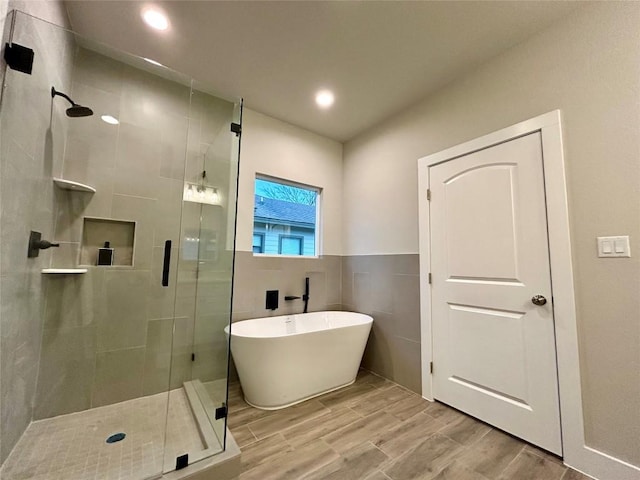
[284,277,310,313]
[303,277,309,313]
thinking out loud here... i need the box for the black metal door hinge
[215,403,228,420]
[430,361,434,374]
[191,353,195,362]
[176,453,189,470]
[230,122,242,136]
[4,43,34,75]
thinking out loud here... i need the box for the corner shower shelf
[41,268,88,274]
[53,178,96,193]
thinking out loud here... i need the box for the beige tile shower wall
[341,255,421,394]
[8,1,70,28]
[34,47,194,419]
[343,3,640,466]
[0,6,74,463]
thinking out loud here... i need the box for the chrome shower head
[51,86,94,118]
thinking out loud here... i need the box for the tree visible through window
[253,177,319,256]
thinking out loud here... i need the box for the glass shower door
[166,88,241,469]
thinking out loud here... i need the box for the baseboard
[566,444,640,480]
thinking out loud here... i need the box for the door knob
[531,295,547,306]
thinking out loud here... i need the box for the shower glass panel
[170,88,241,467]
[0,11,240,480]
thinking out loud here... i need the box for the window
[253,176,319,257]
[252,233,264,253]
[279,235,303,255]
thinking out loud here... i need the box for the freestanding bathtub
[224,311,373,410]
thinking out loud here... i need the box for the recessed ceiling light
[141,7,169,31]
[315,90,335,109]
[101,115,119,125]
[143,57,164,67]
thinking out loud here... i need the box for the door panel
[445,165,519,280]
[430,132,562,454]
[448,304,528,403]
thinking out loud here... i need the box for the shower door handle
[162,240,171,287]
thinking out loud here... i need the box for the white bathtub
[224,311,373,410]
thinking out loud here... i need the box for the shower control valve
[28,230,60,258]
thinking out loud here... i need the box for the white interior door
[429,132,562,454]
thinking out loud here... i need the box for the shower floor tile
[1,388,214,480]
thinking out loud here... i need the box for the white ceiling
[65,1,583,142]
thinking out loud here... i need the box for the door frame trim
[417,110,637,479]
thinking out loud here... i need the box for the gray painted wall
[342,2,640,466]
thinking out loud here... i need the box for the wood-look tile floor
[228,370,592,480]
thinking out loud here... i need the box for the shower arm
[51,87,76,106]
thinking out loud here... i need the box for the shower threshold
[0,386,232,480]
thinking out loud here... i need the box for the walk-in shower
[0,10,241,480]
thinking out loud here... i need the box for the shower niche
[80,217,136,267]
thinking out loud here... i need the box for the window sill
[252,253,321,259]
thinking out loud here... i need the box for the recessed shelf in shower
[81,218,136,267]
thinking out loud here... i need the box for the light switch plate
[597,236,631,257]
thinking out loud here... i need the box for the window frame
[253,174,322,258]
